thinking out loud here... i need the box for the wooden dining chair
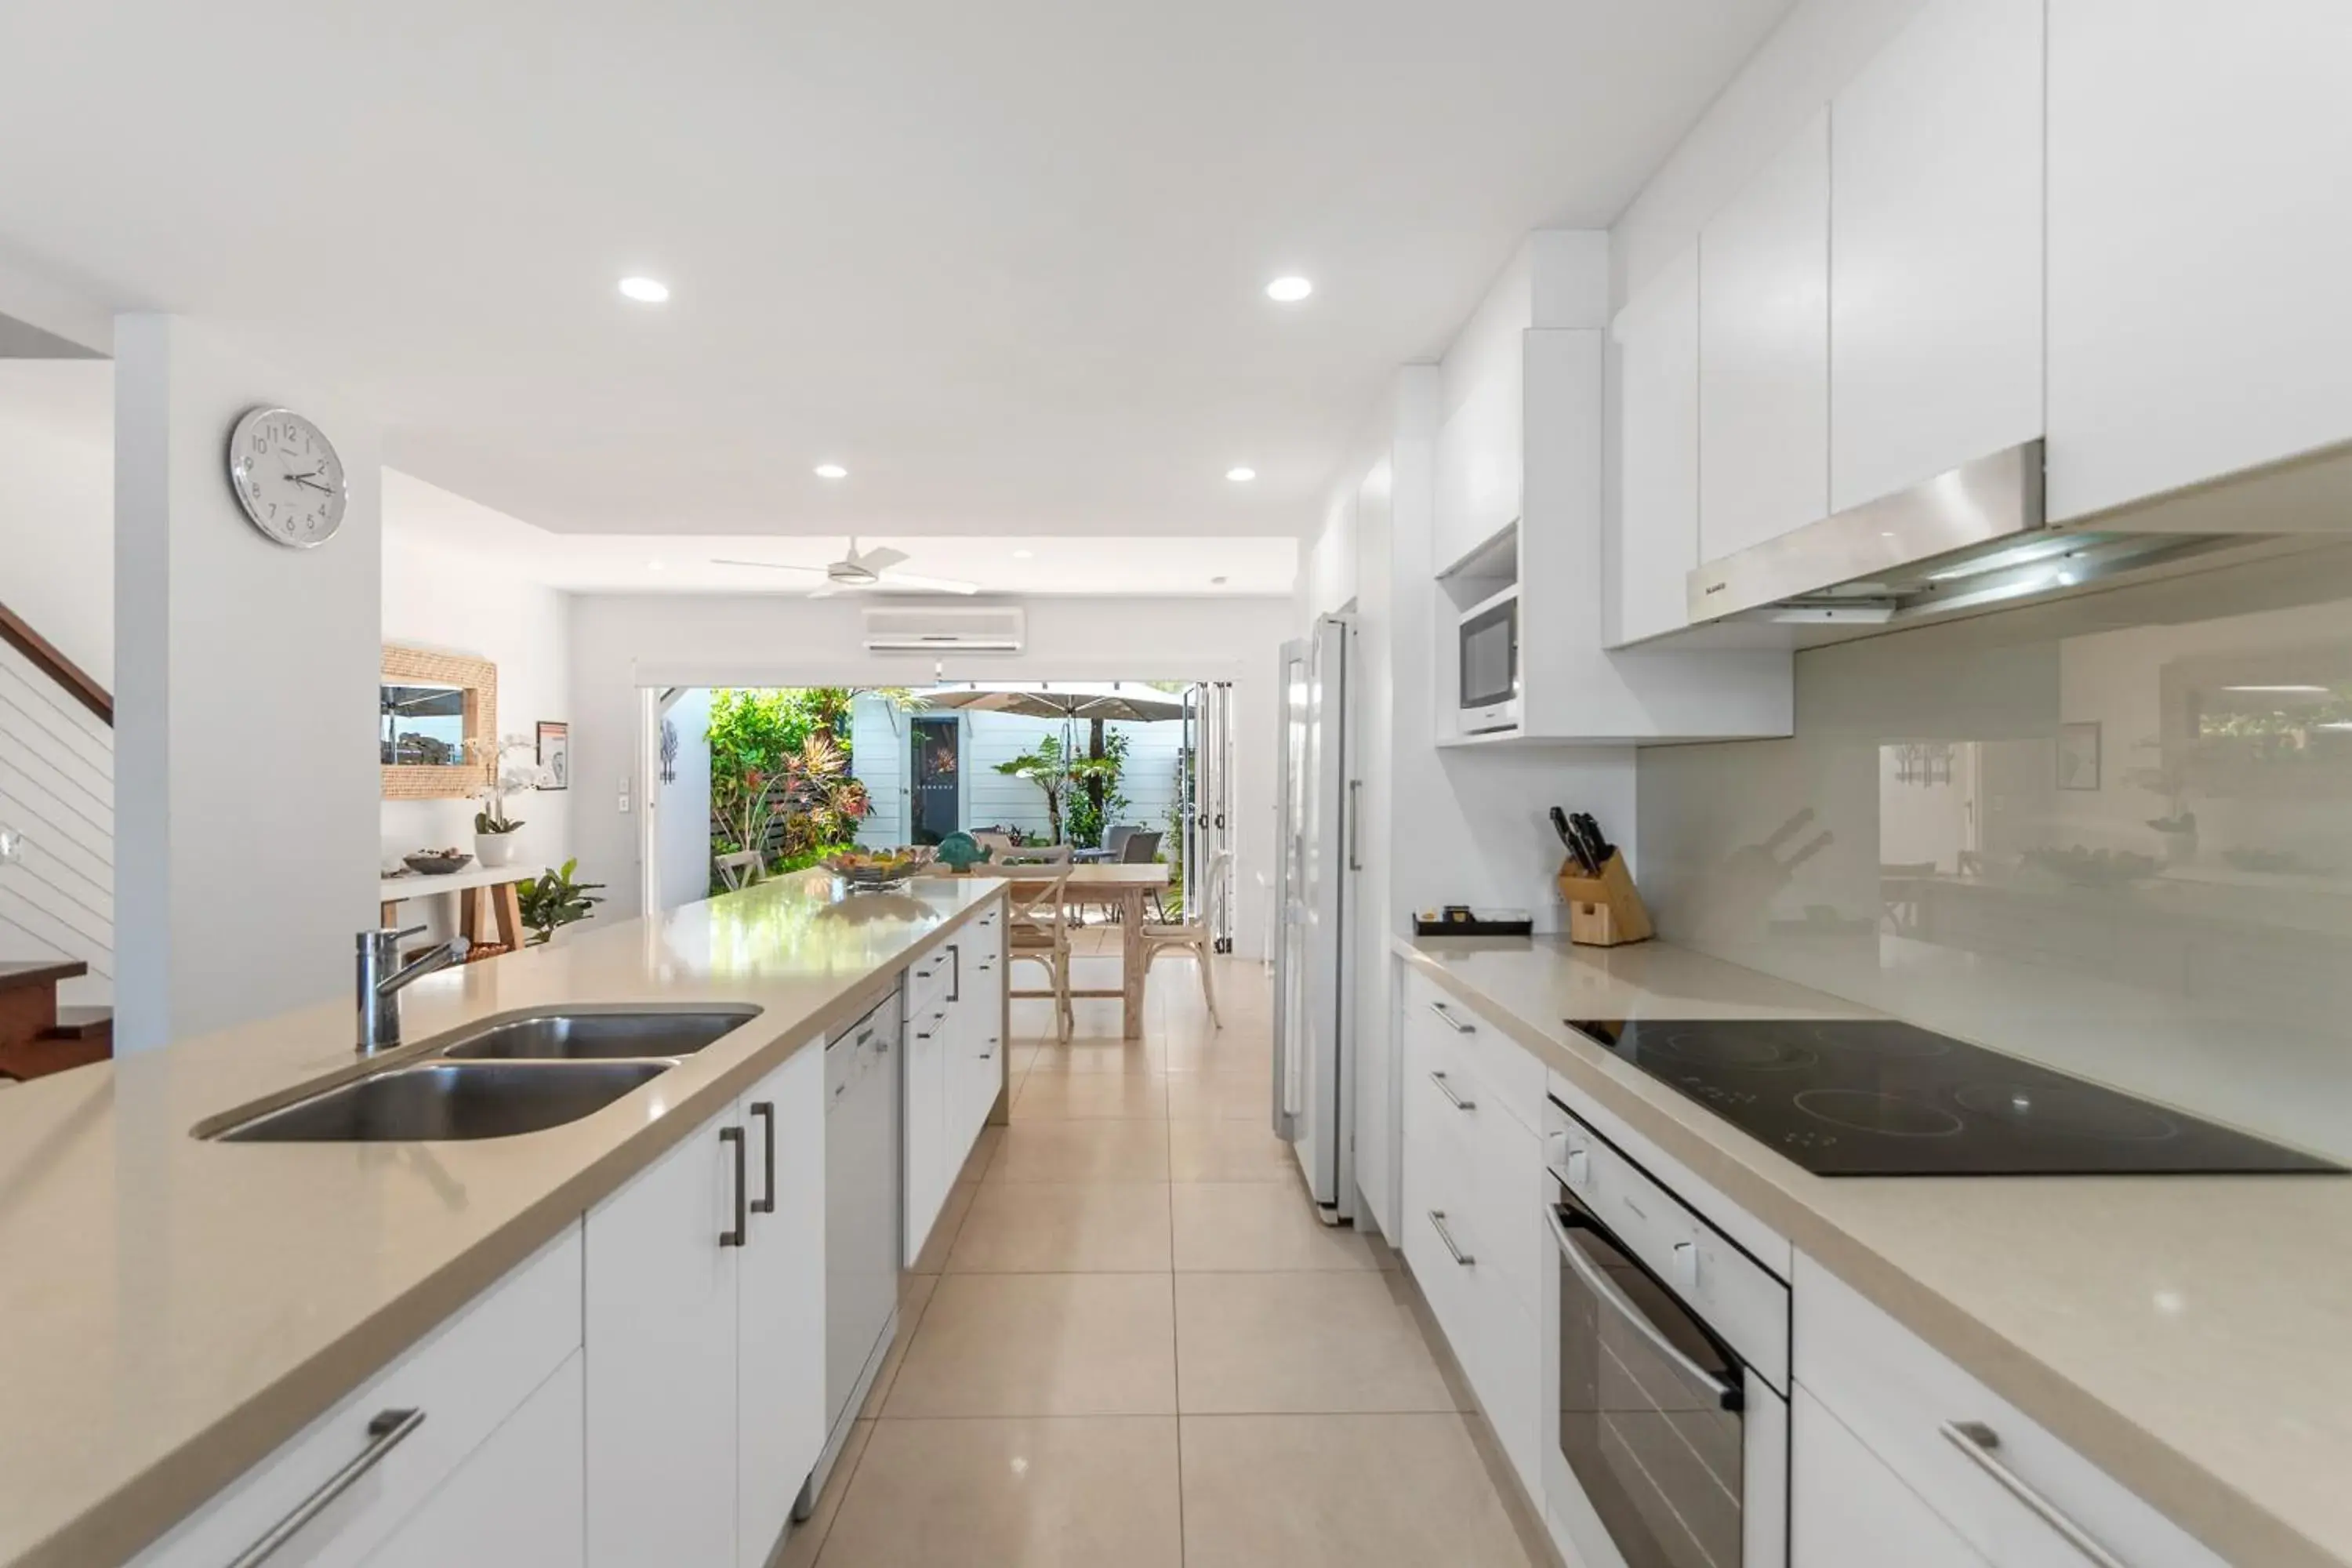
[1139,850,1229,1027]
[1003,869,1076,1040]
[714,850,765,891]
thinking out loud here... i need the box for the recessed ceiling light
[647,560,666,570]
[814,463,849,480]
[1265,276,1313,303]
[618,276,670,303]
[1011,549,1035,560]
[1226,466,1257,483]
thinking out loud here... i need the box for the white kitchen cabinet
[587,1045,832,1568]
[1795,1258,2227,1568]
[134,1231,583,1568]
[1436,305,1526,574]
[2047,0,2352,522]
[1610,241,1701,646]
[365,1353,586,1568]
[1830,0,2043,513]
[906,907,1007,1264]
[1793,1386,1987,1568]
[902,992,953,1267]
[1395,978,1545,1504]
[1700,110,1830,565]
[586,1116,742,1568]
[735,1046,826,1568]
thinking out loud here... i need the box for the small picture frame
[2056,720,2101,791]
[535,720,571,790]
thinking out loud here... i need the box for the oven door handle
[1547,1204,1741,1413]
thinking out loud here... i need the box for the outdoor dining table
[931,862,1171,1040]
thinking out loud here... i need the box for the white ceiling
[0,0,1789,541]
[386,472,1298,597]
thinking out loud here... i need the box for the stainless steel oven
[1542,1098,1789,1568]
[1456,584,1520,734]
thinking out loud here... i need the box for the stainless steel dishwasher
[795,989,902,1520]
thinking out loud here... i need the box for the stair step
[0,959,89,997]
[41,1007,112,1040]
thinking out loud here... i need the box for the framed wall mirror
[382,645,498,799]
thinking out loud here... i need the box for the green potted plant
[514,858,606,946]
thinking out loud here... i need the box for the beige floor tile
[1165,1070,1274,1121]
[958,1123,1006,1181]
[1171,1182,1379,1272]
[775,1418,872,1568]
[859,1273,937,1419]
[1157,1030,1272,1076]
[946,1181,1173,1273]
[1168,1119,1300,1183]
[1174,1272,1460,1414]
[817,1417,1182,1568]
[909,1178,978,1273]
[1018,1037,1163,1076]
[884,1272,1177,1417]
[1179,1414,1533,1568]
[1013,1072,1170,1120]
[983,1119,1170,1183]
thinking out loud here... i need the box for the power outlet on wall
[0,828,24,866]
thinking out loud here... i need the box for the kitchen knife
[1570,812,1613,870]
[1550,808,1595,875]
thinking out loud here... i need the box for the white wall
[566,593,1293,955]
[379,471,573,876]
[0,361,113,684]
[655,688,710,910]
[113,316,382,1049]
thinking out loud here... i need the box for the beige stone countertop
[1396,933,2352,1568]
[0,871,1004,1568]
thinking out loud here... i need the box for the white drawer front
[136,1228,584,1568]
[1401,968,1545,1133]
[1795,1258,2226,1568]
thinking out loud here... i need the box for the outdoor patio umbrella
[909,684,1189,723]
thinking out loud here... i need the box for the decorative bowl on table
[402,849,474,876]
[822,848,929,891]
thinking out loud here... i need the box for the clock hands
[284,470,335,495]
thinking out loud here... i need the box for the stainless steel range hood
[1682,439,2325,632]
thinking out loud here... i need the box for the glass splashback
[1637,541,2352,1160]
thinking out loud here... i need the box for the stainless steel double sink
[209,1008,761,1143]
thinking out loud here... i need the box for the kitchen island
[1396,932,2352,1568]
[0,870,1006,1568]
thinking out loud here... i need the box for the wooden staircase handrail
[0,598,111,726]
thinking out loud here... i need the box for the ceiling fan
[710,539,979,597]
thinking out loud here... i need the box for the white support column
[112,315,382,1051]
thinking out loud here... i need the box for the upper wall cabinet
[2046,0,2352,522]
[1436,301,1529,575]
[1699,111,1830,566]
[1831,0,2044,513]
[1611,243,1702,647]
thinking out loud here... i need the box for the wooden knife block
[1556,853,1653,947]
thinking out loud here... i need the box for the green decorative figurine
[935,831,990,874]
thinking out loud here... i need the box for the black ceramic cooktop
[1565,1018,2342,1177]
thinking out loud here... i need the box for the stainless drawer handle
[1940,1422,2127,1568]
[1427,1210,1475,1266]
[224,1407,426,1567]
[1425,1000,1475,1035]
[1428,1071,1475,1112]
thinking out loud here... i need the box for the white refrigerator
[1272,615,1357,1223]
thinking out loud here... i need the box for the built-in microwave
[1457,586,1520,735]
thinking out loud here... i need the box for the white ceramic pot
[475,830,520,868]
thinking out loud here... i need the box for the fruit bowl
[822,848,930,891]
[403,849,474,876]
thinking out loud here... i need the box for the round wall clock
[227,406,348,548]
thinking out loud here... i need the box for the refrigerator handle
[1347,779,1363,872]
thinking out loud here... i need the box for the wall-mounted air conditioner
[862,605,1026,653]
